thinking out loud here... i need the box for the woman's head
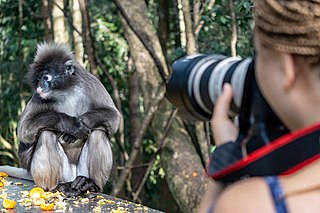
[254,0,320,130]
[254,0,320,64]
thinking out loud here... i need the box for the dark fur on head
[27,43,76,91]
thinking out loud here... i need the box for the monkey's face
[28,43,79,100]
[32,60,76,100]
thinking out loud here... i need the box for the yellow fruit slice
[0,181,4,187]
[41,191,54,200]
[3,199,16,209]
[0,172,8,177]
[34,198,45,206]
[29,187,45,199]
[40,202,54,211]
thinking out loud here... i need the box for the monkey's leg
[73,130,113,192]
[30,131,76,190]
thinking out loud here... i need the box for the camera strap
[208,123,320,184]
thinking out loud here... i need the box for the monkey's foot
[53,182,82,197]
[71,176,101,193]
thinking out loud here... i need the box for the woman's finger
[211,83,238,146]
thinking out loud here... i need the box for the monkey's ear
[65,60,75,75]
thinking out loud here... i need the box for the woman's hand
[211,83,239,146]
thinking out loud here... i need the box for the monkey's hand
[59,133,77,144]
[71,176,101,193]
[67,118,91,139]
[53,182,82,197]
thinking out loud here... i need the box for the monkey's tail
[0,166,33,181]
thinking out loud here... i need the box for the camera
[166,54,252,121]
[166,54,289,183]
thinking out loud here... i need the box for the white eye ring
[65,60,74,74]
[43,74,52,81]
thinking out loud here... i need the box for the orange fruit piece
[0,181,4,187]
[0,172,8,177]
[29,187,45,199]
[41,191,54,200]
[40,202,54,211]
[3,199,16,209]
[34,198,45,206]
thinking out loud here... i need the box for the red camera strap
[209,123,320,183]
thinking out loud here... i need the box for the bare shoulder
[214,177,275,213]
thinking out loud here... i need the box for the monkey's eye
[66,65,72,71]
[65,60,74,75]
[42,74,52,82]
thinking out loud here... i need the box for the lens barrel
[166,54,253,121]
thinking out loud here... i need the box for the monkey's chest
[56,93,91,116]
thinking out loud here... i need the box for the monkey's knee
[78,130,113,188]
[30,131,61,190]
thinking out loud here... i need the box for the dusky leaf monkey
[6,43,121,196]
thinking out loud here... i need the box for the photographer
[200,0,320,212]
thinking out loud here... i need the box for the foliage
[0,0,42,166]
[198,0,254,57]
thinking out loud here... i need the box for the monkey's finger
[71,176,86,189]
[63,134,76,143]
[80,125,91,136]
[72,126,91,139]
[80,180,100,192]
[53,182,82,196]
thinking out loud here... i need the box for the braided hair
[254,0,320,65]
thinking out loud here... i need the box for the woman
[200,0,320,212]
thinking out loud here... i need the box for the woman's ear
[281,53,297,90]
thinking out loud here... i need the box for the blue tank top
[265,176,288,213]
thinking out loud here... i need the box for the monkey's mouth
[37,87,51,99]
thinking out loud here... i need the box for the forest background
[0,0,253,212]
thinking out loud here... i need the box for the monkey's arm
[18,108,90,144]
[79,106,121,136]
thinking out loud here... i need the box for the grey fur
[0,166,33,181]
[16,43,121,192]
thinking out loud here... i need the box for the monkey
[8,43,121,196]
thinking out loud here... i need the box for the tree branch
[112,0,169,82]
[229,0,237,57]
[111,85,166,196]
[52,0,82,36]
[132,109,178,201]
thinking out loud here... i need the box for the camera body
[166,54,289,183]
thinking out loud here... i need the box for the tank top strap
[264,176,288,213]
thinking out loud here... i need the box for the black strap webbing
[208,124,320,183]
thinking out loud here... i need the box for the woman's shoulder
[214,177,275,213]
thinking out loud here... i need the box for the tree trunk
[72,0,84,65]
[78,0,99,77]
[128,71,147,201]
[177,0,186,49]
[161,116,209,213]
[180,0,197,54]
[112,3,163,196]
[173,0,181,49]
[113,0,207,211]
[41,0,53,41]
[158,0,169,55]
[18,0,26,113]
[229,0,237,57]
[52,0,69,43]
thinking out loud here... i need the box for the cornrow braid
[254,0,320,65]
